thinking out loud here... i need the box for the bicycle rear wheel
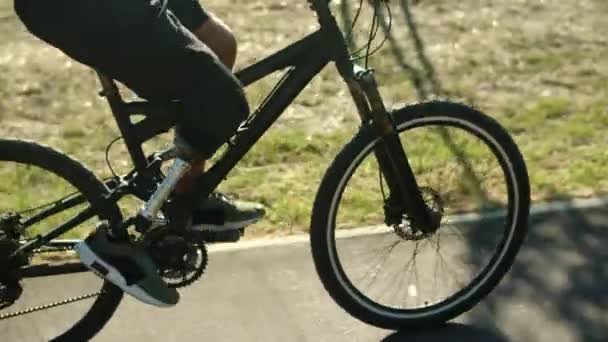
[310,101,530,329]
[0,139,124,341]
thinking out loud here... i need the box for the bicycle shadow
[467,191,608,341]
[377,199,608,341]
[380,323,509,342]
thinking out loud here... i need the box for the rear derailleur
[0,213,28,309]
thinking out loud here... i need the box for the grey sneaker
[75,229,179,307]
[189,192,265,232]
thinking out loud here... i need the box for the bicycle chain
[32,246,75,254]
[0,291,101,320]
[0,246,101,320]
[2,240,207,319]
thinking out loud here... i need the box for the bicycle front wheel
[310,101,530,329]
[0,139,124,341]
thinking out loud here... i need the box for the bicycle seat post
[95,70,151,173]
[96,71,122,101]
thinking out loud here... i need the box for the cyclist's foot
[189,192,265,232]
[75,229,179,307]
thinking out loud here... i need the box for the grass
[0,0,607,237]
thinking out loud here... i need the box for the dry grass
[0,0,607,237]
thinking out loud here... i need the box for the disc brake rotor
[393,187,444,240]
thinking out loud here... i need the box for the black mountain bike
[0,0,530,340]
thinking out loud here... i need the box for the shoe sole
[189,217,262,232]
[75,241,175,308]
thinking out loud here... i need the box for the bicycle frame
[11,0,434,276]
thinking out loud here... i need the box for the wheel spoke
[0,140,124,340]
[313,105,528,328]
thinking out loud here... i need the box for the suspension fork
[345,67,435,232]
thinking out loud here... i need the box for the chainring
[147,231,208,289]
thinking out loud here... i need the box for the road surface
[2,203,606,341]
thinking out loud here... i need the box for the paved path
[2,204,607,341]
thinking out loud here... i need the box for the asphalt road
[2,204,607,341]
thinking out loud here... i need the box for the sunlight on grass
[0,163,99,239]
[1,0,607,236]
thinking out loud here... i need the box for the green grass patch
[1,0,608,237]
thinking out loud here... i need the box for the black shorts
[167,0,209,32]
[15,0,248,158]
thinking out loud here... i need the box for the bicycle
[0,0,530,340]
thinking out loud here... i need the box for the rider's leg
[174,15,234,192]
[193,14,237,69]
[167,1,233,190]
[14,0,247,307]
[167,1,265,230]
[166,0,237,70]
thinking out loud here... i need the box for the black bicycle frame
[12,0,434,276]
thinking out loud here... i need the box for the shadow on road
[381,323,509,342]
[471,202,608,341]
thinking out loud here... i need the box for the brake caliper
[383,195,406,226]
